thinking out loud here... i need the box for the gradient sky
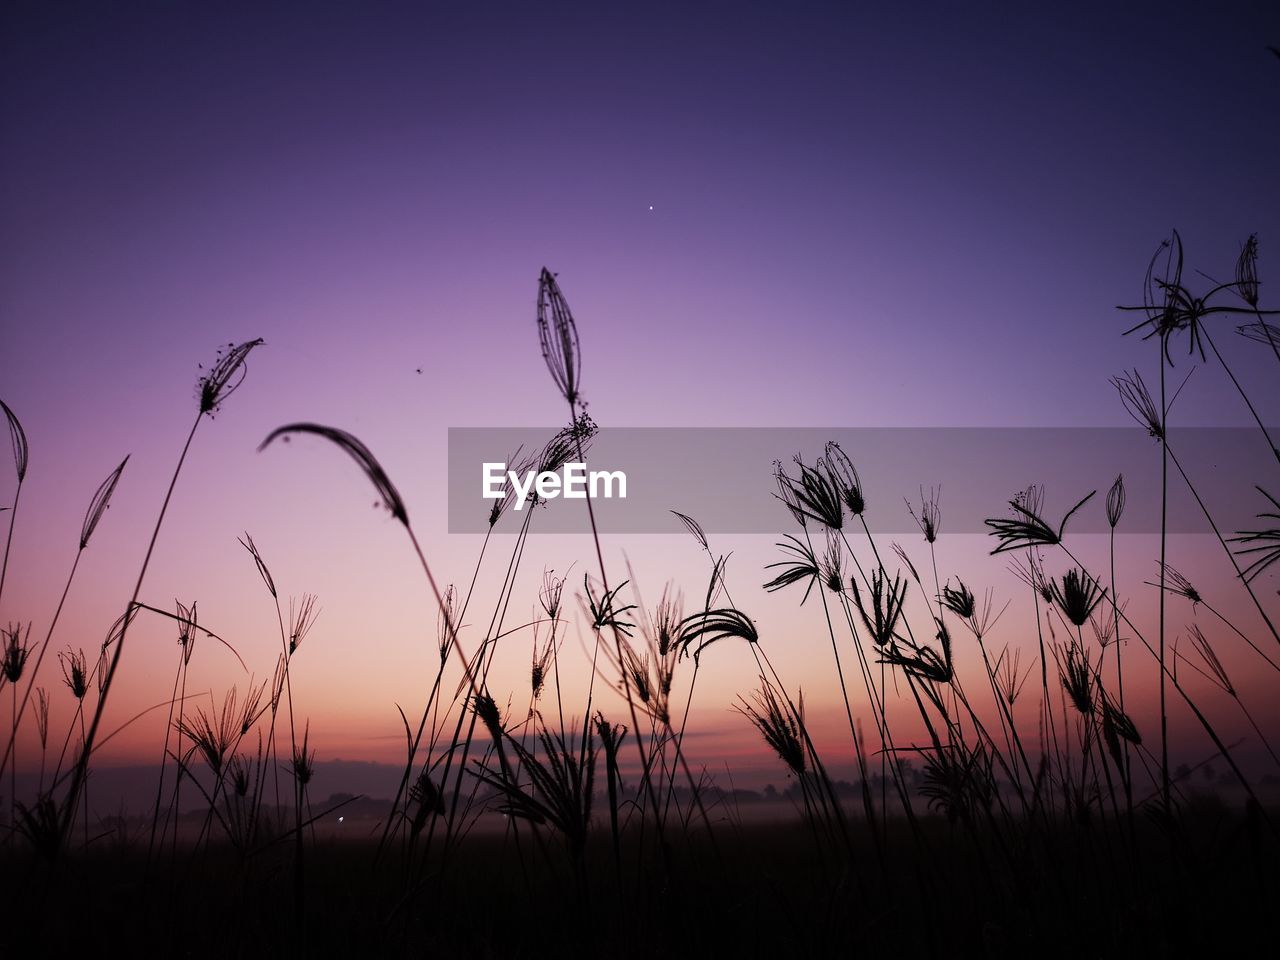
[3,2,1279,793]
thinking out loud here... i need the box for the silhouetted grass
[1,237,1279,958]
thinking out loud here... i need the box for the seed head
[908,486,941,543]
[880,620,954,683]
[1101,695,1141,772]
[238,532,277,599]
[771,460,806,527]
[986,489,1096,555]
[537,268,582,406]
[824,441,866,516]
[594,713,628,761]
[1050,568,1105,628]
[178,688,244,776]
[1238,319,1280,349]
[288,594,320,656]
[409,770,444,835]
[676,607,759,660]
[539,570,566,621]
[584,576,637,638]
[437,584,457,661]
[1010,553,1053,603]
[260,423,408,525]
[1121,232,1203,364]
[486,445,527,526]
[821,537,845,594]
[176,600,197,665]
[1106,474,1126,529]
[529,415,597,506]
[671,510,709,552]
[80,456,128,549]
[763,535,821,604]
[652,588,682,659]
[530,631,555,704]
[1229,486,1280,583]
[994,645,1032,706]
[1112,370,1163,440]
[1236,234,1259,307]
[35,688,50,748]
[472,692,505,742]
[737,682,806,777]
[290,724,315,786]
[774,456,843,530]
[2,623,31,684]
[1,399,28,483]
[197,338,265,415]
[229,755,253,797]
[1148,563,1201,605]
[1060,644,1095,716]
[940,579,976,620]
[59,648,89,700]
[851,570,907,647]
[1183,624,1233,696]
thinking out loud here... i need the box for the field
[3,241,1280,956]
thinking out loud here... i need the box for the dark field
[2,798,1275,958]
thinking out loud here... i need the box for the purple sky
[2,2,1279,785]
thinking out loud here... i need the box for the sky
[2,1,1279,798]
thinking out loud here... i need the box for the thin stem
[0,548,82,780]
[63,411,203,839]
[0,478,21,613]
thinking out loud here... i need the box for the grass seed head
[2,622,31,684]
[59,648,88,700]
[472,692,505,742]
[763,535,821,604]
[653,588,682,659]
[1,399,28,483]
[530,630,555,703]
[824,441,866,516]
[737,682,806,777]
[584,576,637,637]
[986,489,1095,555]
[1060,644,1095,715]
[908,486,941,543]
[289,593,320,656]
[821,536,844,594]
[175,600,197,665]
[238,532,277,599]
[1051,568,1105,627]
[537,267,582,406]
[80,456,129,549]
[1149,563,1201,605]
[198,338,264,415]
[436,584,457,661]
[1112,370,1164,440]
[1236,233,1259,307]
[1238,319,1280,347]
[672,510,709,551]
[260,422,409,525]
[851,569,907,647]
[1228,486,1280,583]
[539,569,566,621]
[1106,474,1126,529]
[940,578,976,620]
[291,724,315,786]
[676,607,759,660]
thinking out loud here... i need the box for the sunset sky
[2,2,1279,797]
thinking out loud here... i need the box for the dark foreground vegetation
[2,801,1277,957]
